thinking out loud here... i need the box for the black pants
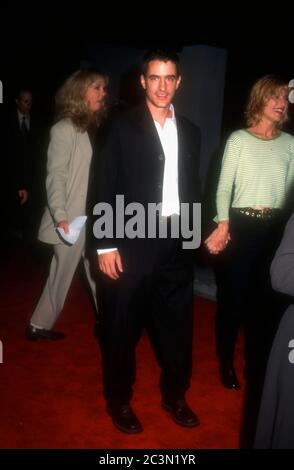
[97,237,194,407]
[215,210,286,376]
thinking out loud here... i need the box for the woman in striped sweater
[205,75,294,398]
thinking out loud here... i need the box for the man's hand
[18,189,28,205]
[98,250,123,280]
[57,220,70,234]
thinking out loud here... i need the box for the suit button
[158,153,164,161]
[157,183,162,190]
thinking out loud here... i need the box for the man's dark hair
[141,49,180,77]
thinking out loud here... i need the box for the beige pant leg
[30,231,86,329]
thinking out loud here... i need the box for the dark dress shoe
[106,403,143,434]
[220,365,240,390]
[162,399,200,428]
[25,325,65,341]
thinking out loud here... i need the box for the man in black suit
[10,88,33,206]
[93,49,202,434]
[1,87,48,260]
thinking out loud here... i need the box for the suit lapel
[130,104,192,190]
[176,115,190,202]
[132,103,164,155]
[77,130,93,163]
[176,115,185,164]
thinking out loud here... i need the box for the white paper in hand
[56,216,87,245]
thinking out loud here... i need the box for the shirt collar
[154,104,176,129]
[17,110,29,120]
[167,104,175,121]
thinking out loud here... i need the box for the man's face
[16,91,32,114]
[140,60,181,110]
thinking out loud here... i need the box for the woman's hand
[205,221,231,255]
[57,220,70,234]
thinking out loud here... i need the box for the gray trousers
[30,229,97,329]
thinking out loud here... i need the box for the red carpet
[0,242,245,449]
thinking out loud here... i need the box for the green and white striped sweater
[216,129,294,221]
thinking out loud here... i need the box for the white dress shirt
[18,110,30,131]
[154,104,179,216]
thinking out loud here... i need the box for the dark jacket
[91,102,201,255]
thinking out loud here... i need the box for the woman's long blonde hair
[55,69,108,131]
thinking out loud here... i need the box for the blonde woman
[26,69,108,340]
[205,75,294,392]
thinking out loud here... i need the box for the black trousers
[214,210,289,448]
[215,210,286,377]
[97,236,194,407]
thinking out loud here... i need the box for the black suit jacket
[1,109,46,193]
[92,103,201,255]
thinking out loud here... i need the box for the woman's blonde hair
[55,69,108,131]
[245,75,289,127]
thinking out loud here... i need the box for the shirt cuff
[97,248,118,254]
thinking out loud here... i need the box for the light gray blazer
[38,119,93,244]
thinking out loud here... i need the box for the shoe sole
[26,337,65,341]
[106,406,143,434]
[162,402,200,428]
[25,330,65,341]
